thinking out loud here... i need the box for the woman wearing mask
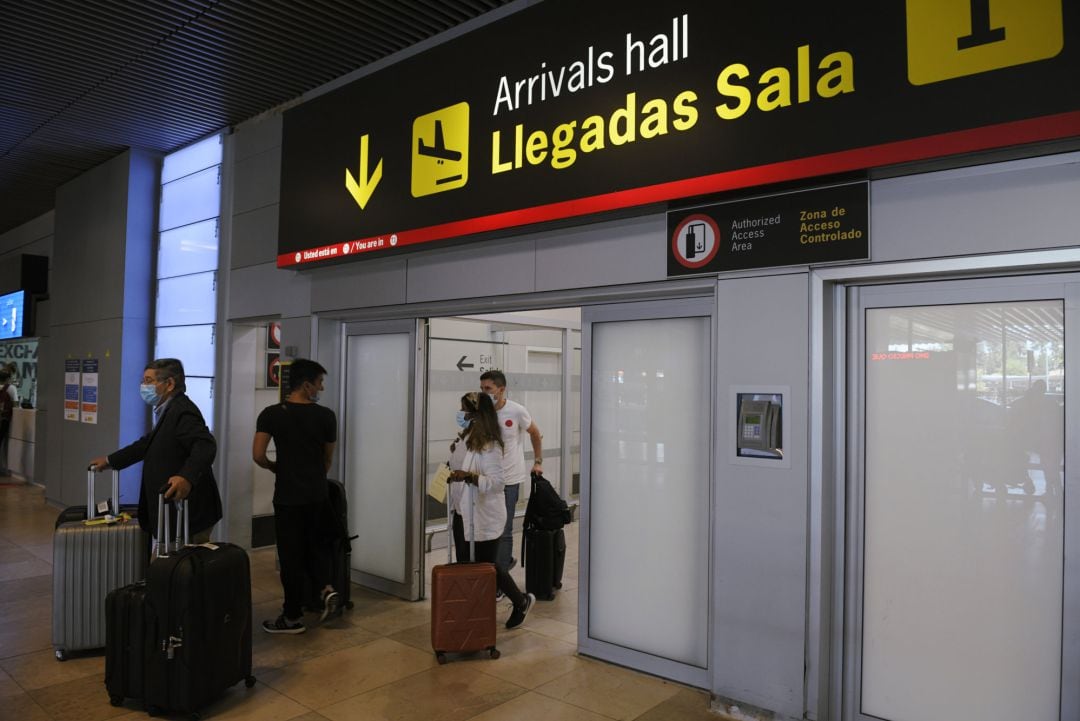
[448,391,534,628]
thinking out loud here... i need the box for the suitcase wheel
[109,696,123,707]
[147,706,162,717]
[54,649,67,662]
[345,600,354,610]
[245,676,257,688]
[188,713,201,721]
[435,652,447,665]
[489,647,500,660]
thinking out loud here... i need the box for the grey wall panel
[309,256,407,312]
[405,236,535,304]
[536,214,667,291]
[872,153,1080,263]
[48,318,149,507]
[228,261,311,320]
[233,113,282,162]
[0,211,53,255]
[233,146,282,216]
[231,204,279,269]
[224,324,258,548]
[46,151,156,506]
[280,317,311,359]
[52,153,132,326]
[712,273,809,719]
[118,151,157,487]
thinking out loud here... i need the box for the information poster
[80,358,98,425]
[63,359,80,422]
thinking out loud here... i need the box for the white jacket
[448,439,506,544]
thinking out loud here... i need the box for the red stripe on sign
[278,111,1080,268]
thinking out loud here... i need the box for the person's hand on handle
[88,457,110,472]
[163,475,192,500]
[449,470,478,485]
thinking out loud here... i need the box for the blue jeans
[496,483,520,572]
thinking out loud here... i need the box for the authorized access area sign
[668,183,868,275]
[278,0,1079,268]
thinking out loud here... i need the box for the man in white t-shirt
[480,370,543,573]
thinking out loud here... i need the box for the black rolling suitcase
[105,579,152,705]
[523,527,567,601]
[522,472,571,601]
[107,495,255,718]
[303,478,357,613]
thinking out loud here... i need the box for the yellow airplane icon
[412,103,469,197]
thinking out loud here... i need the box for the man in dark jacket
[90,358,222,543]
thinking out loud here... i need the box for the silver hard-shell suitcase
[52,468,148,660]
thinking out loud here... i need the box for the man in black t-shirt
[253,358,340,634]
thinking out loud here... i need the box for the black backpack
[524,472,571,531]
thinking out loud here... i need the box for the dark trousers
[452,513,526,609]
[275,501,332,620]
[0,416,10,472]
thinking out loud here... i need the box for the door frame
[808,248,1080,721]
[579,296,716,689]
[340,318,426,600]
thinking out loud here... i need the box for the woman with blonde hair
[448,391,534,628]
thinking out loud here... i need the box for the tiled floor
[0,482,718,721]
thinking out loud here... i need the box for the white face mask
[487,392,498,405]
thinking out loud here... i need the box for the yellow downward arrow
[344,134,383,210]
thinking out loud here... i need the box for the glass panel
[160,166,220,231]
[156,272,216,326]
[571,330,581,499]
[154,325,215,377]
[862,301,1064,721]
[589,316,710,667]
[425,318,507,527]
[162,134,222,184]
[346,333,410,584]
[184,376,214,432]
[158,219,219,279]
[498,326,564,512]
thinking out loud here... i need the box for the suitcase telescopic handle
[446,478,477,564]
[85,466,120,520]
[156,490,190,557]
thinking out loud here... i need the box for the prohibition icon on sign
[671,214,720,269]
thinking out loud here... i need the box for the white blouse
[448,438,507,544]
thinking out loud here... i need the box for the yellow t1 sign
[906,0,1063,85]
[411,102,470,197]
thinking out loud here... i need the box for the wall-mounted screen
[0,290,25,340]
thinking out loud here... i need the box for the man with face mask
[479,370,543,576]
[253,358,340,634]
[89,358,222,544]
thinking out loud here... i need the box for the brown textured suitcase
[431,483,499,663]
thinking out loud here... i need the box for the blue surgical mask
[455,410,470,428]
[140,383,158,406]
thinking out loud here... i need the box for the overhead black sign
[278,0,1079,268]
[667,182,868,275]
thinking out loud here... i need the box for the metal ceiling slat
[0,0,513,233]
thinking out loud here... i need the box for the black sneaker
[320,589,341,622]
[262,615,305,634]
[506,593,535,629]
